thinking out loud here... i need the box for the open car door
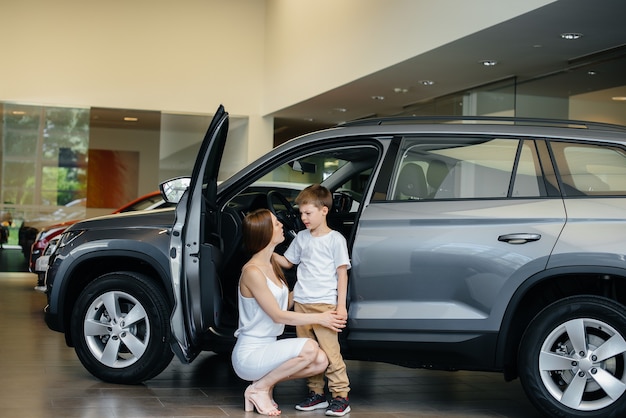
[168,105,229,362]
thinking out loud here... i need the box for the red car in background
[31,191,173,290]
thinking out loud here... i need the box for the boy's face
[298,203,328,231]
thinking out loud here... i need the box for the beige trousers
[294,302,350,398]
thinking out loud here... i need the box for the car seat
[395,163,428,200]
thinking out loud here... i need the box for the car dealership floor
[0,248,543,418]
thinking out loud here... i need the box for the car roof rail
[338,115,626,132]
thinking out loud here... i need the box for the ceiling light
[11,111,25,115]
[123,117,138,122]
[332,107,347,113]
[480,60,498,66]
[560,32,583,40]
[393,87,408,93]
[612,97,626,101]
[371,95,385,100]
[588,70,597,76]
[419,80,434,86]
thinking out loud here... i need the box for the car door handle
[498,233,541,244]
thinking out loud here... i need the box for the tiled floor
[0,252,543,417]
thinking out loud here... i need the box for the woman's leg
[242,339,327,415]
[255,340,327,389]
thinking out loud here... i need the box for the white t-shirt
[284,229,351,305]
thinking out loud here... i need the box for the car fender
[46,235,172,334]
[495,257,626,371]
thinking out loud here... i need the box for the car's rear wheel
[71,271,174,384]
[519,295,626,417]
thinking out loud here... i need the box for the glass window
[392,137,520,200]
[512,140,545,197]
[1,103,89,222]
[550,141,626,196]
[251,147,378,201]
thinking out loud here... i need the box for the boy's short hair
[296,184,332,210]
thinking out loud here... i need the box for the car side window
[391,137,527,200]
[512,140,546,197]
[550,141,626,196]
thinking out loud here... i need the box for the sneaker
[295,391,329,411]
[34,285,46,293]
[325,396,350,416]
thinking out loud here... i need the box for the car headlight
[43,237,61,256]
[57,230,84,249]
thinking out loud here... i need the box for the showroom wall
[1,0,553,156]
[0,0,556,223]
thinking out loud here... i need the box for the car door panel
[349,198,565,342]
[169,105,229,362]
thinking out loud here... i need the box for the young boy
[273,184,352,417]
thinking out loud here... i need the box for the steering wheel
[332,191,354,213]
[267,190,302,239]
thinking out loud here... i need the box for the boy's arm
[336,264,349,320]
[272,252,294,269]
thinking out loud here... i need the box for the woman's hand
[318,310,347,332]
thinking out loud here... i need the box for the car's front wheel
[519,295,626,417]
[71,271,174,384]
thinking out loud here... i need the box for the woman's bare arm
[240,267,344,331]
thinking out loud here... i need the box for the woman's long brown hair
[242,209,287,286]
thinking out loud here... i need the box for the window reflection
[1,104,89,222]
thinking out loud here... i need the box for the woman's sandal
[244,385,281,416]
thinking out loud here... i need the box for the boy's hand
[272,252,294,269]
[337,306,348,321]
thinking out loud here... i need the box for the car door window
[549,141,626,196]
[218,144,380,296]
[391,137,529,200]
[512,140,547,197]
[248,147,379,207]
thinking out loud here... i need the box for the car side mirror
[160,177,191,204]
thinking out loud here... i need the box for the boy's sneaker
[295,391,329,411]
[325,396,350,416]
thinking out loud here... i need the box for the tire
[519,295,626,417]
[71,271,174,384]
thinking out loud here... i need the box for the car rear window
[387,137,545,200]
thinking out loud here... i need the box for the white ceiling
[270,0,626,139]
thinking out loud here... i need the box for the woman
[231,209,346,416]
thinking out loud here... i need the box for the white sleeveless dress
[231,274,309,381]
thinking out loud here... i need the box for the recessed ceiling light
[612,97,626,101]
[332,107,347,113]
[419,80,434,86]
[124,117,138,122]
[371,95,385,101]
[480,60,498,66]
[588,70,597,76]
[393,87,409,93]
[560,32,583,40]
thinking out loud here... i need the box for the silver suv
[44,106,626,417]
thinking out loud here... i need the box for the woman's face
[270,213,285,245]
